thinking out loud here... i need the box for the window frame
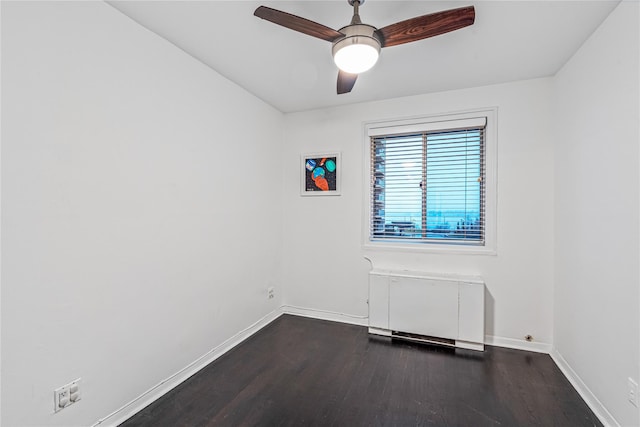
[362,108,498,255]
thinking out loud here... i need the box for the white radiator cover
[368,269,485,351]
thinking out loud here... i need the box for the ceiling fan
[254,1,475,94]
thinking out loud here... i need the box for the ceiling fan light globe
[332,24,381,74]
[333,42,379,74]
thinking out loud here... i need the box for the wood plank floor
[120,315,602,427]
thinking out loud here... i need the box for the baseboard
[282,304,368,327]
[550,348,620,427]
[92,308,284,427]
[485,335,551,354]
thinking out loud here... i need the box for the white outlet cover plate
[54,378,81,413]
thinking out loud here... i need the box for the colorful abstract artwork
[301,153,341,196]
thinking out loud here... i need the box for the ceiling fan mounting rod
[348,0,363,25]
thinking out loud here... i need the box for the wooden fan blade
[375,6,475,48]
[337,70,358,94]
[254,6,344,43]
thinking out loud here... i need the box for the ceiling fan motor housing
[333,24,381,52]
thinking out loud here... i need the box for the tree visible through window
[370,126,485,245]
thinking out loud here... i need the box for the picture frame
[300,152,341,196]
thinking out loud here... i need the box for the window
[364,110,496,253]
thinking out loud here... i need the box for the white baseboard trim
[485,335,551,354]
[282,304,368,327]
[550,348,620,427]
[92,308,284,427]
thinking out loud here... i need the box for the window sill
[363,240,497,256]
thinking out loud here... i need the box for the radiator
[368,269,485,351]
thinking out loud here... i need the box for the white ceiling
[107,0,619,113]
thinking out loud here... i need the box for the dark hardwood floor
[120,314,602,427]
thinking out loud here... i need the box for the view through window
[370,126,485,245]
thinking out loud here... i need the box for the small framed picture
[300,152,341,196]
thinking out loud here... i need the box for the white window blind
[370,120,486,245]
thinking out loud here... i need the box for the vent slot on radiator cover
[392,331,456,348]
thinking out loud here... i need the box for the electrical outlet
[267,286,275,299]
[628,378,638,407]
[54,378,81,413]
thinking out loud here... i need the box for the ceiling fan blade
[337,70,358,94]
[254,6,344,43]
[375,6,475,48]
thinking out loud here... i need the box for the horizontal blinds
[370,125,485,245]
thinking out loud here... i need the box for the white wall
[1,2,283,426]
[553,2,640,426]
[2,1,637,426]
[282,78,555,348]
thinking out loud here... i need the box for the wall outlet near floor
[54,378,81,413]
[628,377,638,407]
[267,286,275,299]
